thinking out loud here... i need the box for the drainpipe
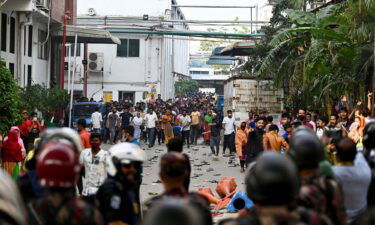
[17,12,22,85]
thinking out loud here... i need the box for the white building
[70,0,190,103]
[0,0,76,87]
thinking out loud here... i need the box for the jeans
[190,124,200,145]
[147,128,156,147]
[182,130,190,147]
[109,127,116,144]
[210,136,220,155]
[223,132,235,154]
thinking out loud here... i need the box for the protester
[91,106,103,134]
[145,108,158,148]
[28,112,41,151]
[222,110,236,156]
[77,118,91,149]
[246,117,265,165]
[2,127,26,178]
[79,133,108,198]
[263,124,289,154]
[19,110,32,150]
[133,111,144,142]
[97,143,146,225]
[123,125,140,145]
[203,111,213,144]
[332,137,371,224]
[316,116,328,139]
[210,113,222,158]
[162,110,174,144]
[121,107,134,129]
[190,108,201,145]
[107,107,120,145]
[180,110,191,148]
[235,122,248,173]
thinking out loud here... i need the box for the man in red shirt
[19,110,32,149]
[77,119,91,149]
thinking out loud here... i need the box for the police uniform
[96,177,140,225]
[29,191,102,225]
[236,207,333,225]
[143,188,212,225]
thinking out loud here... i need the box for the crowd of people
[0,92,375,225]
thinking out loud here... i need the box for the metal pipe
[68,34,78,128]
[171,5,256,8]
[106,28,264,38]
[61,12,67,89]
[67,44,71,94]
[78,16,269,24]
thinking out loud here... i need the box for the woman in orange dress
[162,110,174,144]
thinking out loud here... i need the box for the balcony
[35,0,50,12]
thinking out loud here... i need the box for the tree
[19,84,69,121]
[175,80,199,96]
[0,60,23,135]
[255,0,375,113]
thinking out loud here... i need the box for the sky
[176,0,269,52]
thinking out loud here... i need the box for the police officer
[288,129,348,225]
[29,128,102,225]
[96,143,146,225]
[143,198,206,225]
[235,152,332,225]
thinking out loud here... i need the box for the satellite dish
[88,8,96,16]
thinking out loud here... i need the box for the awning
[1,0,33,11]
[220,41,256,56]
[52,25,121,45]
[207,47,236,65]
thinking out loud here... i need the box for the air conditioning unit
[88,52,104,72]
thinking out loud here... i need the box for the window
[28,26,33,57]
[117,39,128,57]
[117,39,139,57]
[128,39,140,57]
[1,13,7,52]
[27,65,32,87]
[9,63,14,76]
[38,29,48,60]
[10,17,15,53]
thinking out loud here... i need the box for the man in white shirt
[91,107,102,133]
[222,110,236,155]
[132,112,144,142]
[144,108,158,148]
[332,137,371,224]
[179,110,191,148]
[79,133,108,198]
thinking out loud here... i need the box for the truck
[72,102,106,132]
[223,77,284,123]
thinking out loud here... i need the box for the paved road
[103,141,245,222]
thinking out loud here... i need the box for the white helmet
[37,128,83,153]
[107,143,147,176]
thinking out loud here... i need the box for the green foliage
[254,0,375,112]
[19,84,69,121]
[175,80,199,96]
[0,60,22,135]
